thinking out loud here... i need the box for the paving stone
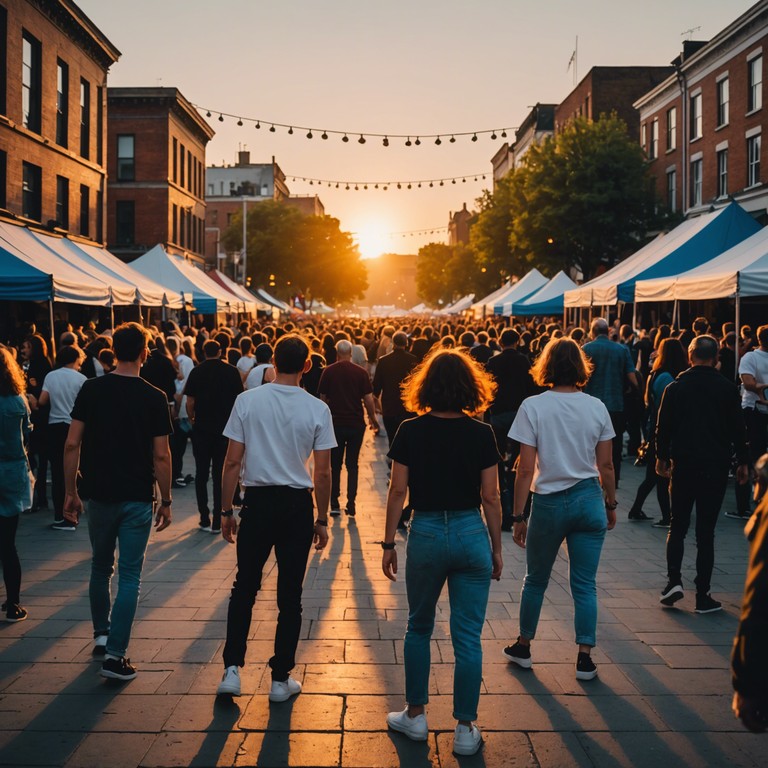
[341,731,439,768]
[435,731,536,767]
[0,730,82,766]
[235,732,341,767]
[528,732,593,768]
[65,732,155,768]
[140,731,245,767]
[240,694,344,732]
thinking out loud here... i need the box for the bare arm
[480,464,503,580]
[596,439,616,530]
[62,420,84,523]
[741,373,768,401]
[221,439,245,544]
[382,461,408,581]
[312,448,332,550]
[37,390,50,409]
[363,393,379,431]
[512,443,536,549]
[153,435,172,531]
[263,366,276,384]
[185,395,195,424]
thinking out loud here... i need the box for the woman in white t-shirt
[503,337,616,681]
[236,337,257,384]
[245,343,276,390]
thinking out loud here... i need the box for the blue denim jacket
[583,336,635,412]
[0,395,32,516]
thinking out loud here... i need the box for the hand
[382,549,398,581]
[655,458,671,478]
[733,692,768,733]
[491,551,503,581]
[222,515,238,543]
[63,493,83,525]
[369,419,380,434]
[736,464,750,486]
[154,503,172,532]
[606,506,617,530]
[513,520,527,549]
[313,523,329,550]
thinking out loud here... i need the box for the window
[641,123,647,150]
[172,204,178,243]
[116,135,135,181]
[187,153,192,192]
[749,56,763,112]
[80,79,90,159]
[79,184,89,236]
[55,176,69,229]
[717,150,728,198]
[22,162,41,221]
[748,134,761,187]
[666,107,677,151]
[96,190,102,243]
[22,31,41,133]
[179,207,185,247]
[690,93,702,140]
[55,60,69,147]
[172,138,178,183]
[666,169,677,213]
[690,158,703,206]
[180,145,185,188]
[0,150,7,210]
[649,119,659,160]
[115,201,135,245]
[716,78,729,128]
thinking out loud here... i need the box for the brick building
[448,202,475,245]
[0,0,119,242]
[556,66,674,140]
[491,104,556,186]
[635,2,768,220]
[106,87,214,264]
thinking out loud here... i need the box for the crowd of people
[0,310,766,749]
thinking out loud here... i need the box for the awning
[252,287,291,311]
[508,271,578,316]
[471,281,511,318]
[492,269,548,314]
[635,224,768,301]
[564,203,760,307]
[441,293,475,314]
[207,270,270,314]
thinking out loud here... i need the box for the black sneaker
[345,506,356,518]
[199,521,211,532]
[184,474,195,484]
[100,657,137,680]
[576,652,598,681]
[725,510,751,521]
[628,510,653,521]
[695,594,722,614]
[51,521,76,531]
[652,518,670,528]
[5,604,28,623]
[660,581,684,607]
[502,639,532,669]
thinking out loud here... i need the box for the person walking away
[0,346,32,622]
[731,325,768,521]
[318,339,379,517]
[381,348,502,756]
[583,318,639,489]
[245,343,276,389]
[62,323,173,680]
[236,337,256,384]
[503,337,616,681]
[166,336,194,488]
[656,335,749,613]
[372,332,416,449]
[35,346,86,530]
[183,340,243,534]
[628,338,687,526]
[216,334,335,699]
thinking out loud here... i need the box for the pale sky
[77,0,755,259]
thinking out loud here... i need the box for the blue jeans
[404,509,492,721]
[87,501,153,658]
[520,478,606,647]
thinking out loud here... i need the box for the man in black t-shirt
[63,323,173,682]
[183,340,243,533]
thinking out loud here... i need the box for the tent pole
[48,300,56,360]
[672,299,679,329]
[110,304,115,331]
[735,293,741,383]
[632,302,638,332]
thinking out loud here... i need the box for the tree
[415,242,497,307]
[508,115,661,280]
[416,242,453,306]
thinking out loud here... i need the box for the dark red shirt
[317,360,372,429]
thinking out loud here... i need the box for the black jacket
[373,348,417,419]
[485,348,535,414]
[655,365,748,471]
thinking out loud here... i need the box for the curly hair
[530,337,593,388]
[0,346,27,396]
[401,347,497,417]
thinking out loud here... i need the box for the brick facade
[0,0,119,242]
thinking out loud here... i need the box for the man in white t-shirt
[215,334,336,701]
[732,325,768,520]
[166,336,194,487]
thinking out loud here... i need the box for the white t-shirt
[42,367,87,424]
[175,353,194,418]
[739,348,768,410]
[245,363,274,390]
[224,383,337,488]
[236,356,256,376]
[509,390,615,494]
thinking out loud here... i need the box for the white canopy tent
[470,281,511,318]
[209,269,270,314]
[491,269,548,314]
[440,293,475,315]
[507,271,579,316]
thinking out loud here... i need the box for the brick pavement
[0,430,762,767]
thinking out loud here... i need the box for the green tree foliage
[222,201,368,306]
[508,115,660,280]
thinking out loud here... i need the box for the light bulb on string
[206,110,211,117]
[270,125,276,132]
[237,118,243,126]
[405,137,412,147]
[345,184,350,190]
[439,180,444,186]
[491,131,497,140]
[450,135,456,143]
[306,130,313,139]
[501,130,507,138]
[471,133,477,142]
[342,134,349,143]
[415,137,421,146]
[255,121,261,129]
[288,126,294,134]
[435,136,442,145]
[382,136,389,147]
[452,179,456,184]
[218,114,224,122]
[358,135,366,144]
[322,131,328,140]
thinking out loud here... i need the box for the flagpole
[574,36,578,86]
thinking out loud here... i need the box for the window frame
[748,55,763,113]
[690,158,703,207]
[22,161,42,221]
[116,134,135,182]
[80,78,91,159]
[747,134,762,187]
[690,92,703,140]
[666,107,677,151]
[717,77,729,128]
[56,59,69,147]
[55,175,69,230]
[79,184,90,236]
[716,149,728,198]
[115,200,135,246]
[666,168,677,213]
[21,30,42,134]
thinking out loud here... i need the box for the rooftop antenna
[681,26,701,40]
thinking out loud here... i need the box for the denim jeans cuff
[575,636,596,647]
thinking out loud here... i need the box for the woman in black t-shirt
[381,348,502,756]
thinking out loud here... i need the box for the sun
[355,223,391,260]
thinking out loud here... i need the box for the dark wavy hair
[0,346,26,396]
[530,337,593,388]
[401,348,496,416]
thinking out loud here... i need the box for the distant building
[106,86,214,263]
[635,3,768,220]
[361,252,419,309]
[556,66,674,140]
[284,195,325,217]
[448,202,475,245]
[490,104,556,186]
[0,0,120,242]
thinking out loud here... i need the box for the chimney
[237,150,250,167]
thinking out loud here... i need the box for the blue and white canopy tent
[471,281,511,319]
[505,271,578,316]
[491,269,549,315]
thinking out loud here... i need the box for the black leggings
[629,443,670,520]
[0,515,21,606]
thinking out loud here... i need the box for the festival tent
[563,202,761,307]
[470,281,511,318]
[130,245,239,314]
[207,270,268,314]
[409,302,429,314]
[0,220,110,304]
[252,287,292,312]
[506,271,578,316]
[441,293,475,314]
[491,269,548,314]
[634,224,768,302]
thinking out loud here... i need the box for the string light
[287,172,488,189]
[192,104,516,145]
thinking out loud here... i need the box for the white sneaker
[216,665,241,696]
[268,676,302,702]
[386,707,428,741]
[453,723,483,755]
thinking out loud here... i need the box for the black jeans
[667,467,728,594]
[47,422,70,521]
[170,418,192,480]
[192,429,228,528]
[629,441,671,521]
[490,411,518,527]
[222,486,314,679]
[330,425,365,511]
[735,408,768,514]
[609,411,626,484]
[0,515,21,606]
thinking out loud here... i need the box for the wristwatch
[221,509,235,518]
[381,541,396,550]
[160,499,173,507]
[511,514,527,524]
[315,518,328,527]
